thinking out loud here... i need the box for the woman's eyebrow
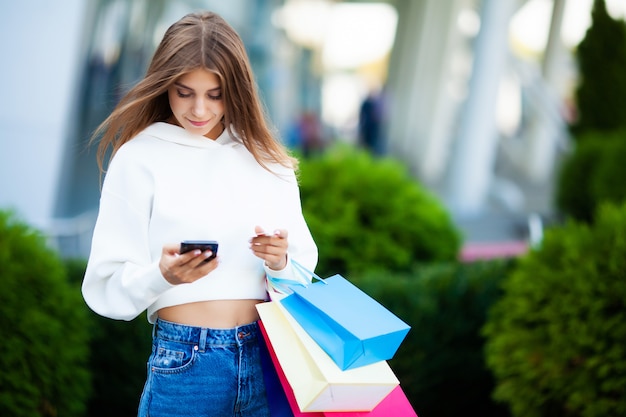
[174,81,221,92]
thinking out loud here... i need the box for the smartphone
[180,240,219,262]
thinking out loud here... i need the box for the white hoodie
[82,122,318,323]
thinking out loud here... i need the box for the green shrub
[84,315,152,416]
[64,259,153,417]
[573,0,626,134]
[0,210,91,417]
[356,259,515,417]
[483,202,626,417]
[298,146,461,277]
[556,130,626,222]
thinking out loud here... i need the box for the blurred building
[0,0,586,257]
[0,0,306,257]
[386,0,573,251]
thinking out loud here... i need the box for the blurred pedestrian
[81,11,317,417]
[358,89,386,155]
[298,110,325,157]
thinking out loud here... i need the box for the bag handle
[291,259,328,285]
[266,259,327,295]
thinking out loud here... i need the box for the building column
[445,0,517,218]
[386,0,464,184]
[523,0,568,183]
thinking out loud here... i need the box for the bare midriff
[157,299,265,329]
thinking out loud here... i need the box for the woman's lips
[189,119,209,127]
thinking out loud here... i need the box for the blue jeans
[138,319,270,417]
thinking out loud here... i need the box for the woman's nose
[192,98,208,117]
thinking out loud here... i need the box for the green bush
[573,0,626,134]
[356,259,515,417]
[556,130,626,222]
[483,202,626,417]
[84,315,152,416]
[64,259,153,417]
[0,210,91,417]
[298,146,461,277]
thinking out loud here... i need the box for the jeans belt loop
[199,328,208,352]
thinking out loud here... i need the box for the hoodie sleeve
[82,150,174,321]
[263,168,318,289]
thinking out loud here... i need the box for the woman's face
[168,68,225,139]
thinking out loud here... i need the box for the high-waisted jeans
[137,318,270,417]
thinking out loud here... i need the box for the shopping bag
[259,318,419,416]
[257,329,298,417]
[277,261,411,370]
[323,386,418,417]
[256,302,399,412]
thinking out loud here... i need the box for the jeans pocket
[150,339,196,374]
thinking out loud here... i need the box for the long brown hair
[92,11,297,173]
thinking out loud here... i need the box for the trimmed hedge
[0,210,91,417]
[356,260,515,417]
[64,258,152,417]
[573,0,626,134]
[556,130,626,223]
[298,146,461,277]
[483,202,626,417]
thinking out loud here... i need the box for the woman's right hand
[159,243,219,285]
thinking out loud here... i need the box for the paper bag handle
[266,259,327,295]
[291,259,328,285]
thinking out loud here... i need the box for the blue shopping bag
[274,261,411,371]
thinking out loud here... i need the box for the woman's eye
[208,93,222,100]
[177,90,192,98]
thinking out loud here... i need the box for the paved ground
[438,146,564,261]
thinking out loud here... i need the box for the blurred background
[3,0,623,259]
[2,2,626,417]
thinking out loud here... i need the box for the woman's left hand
[250,225,288,270]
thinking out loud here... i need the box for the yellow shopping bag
[256,302,399,412]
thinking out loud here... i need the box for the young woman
[81,11,317,417]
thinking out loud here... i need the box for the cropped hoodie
[82,122,318,323]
